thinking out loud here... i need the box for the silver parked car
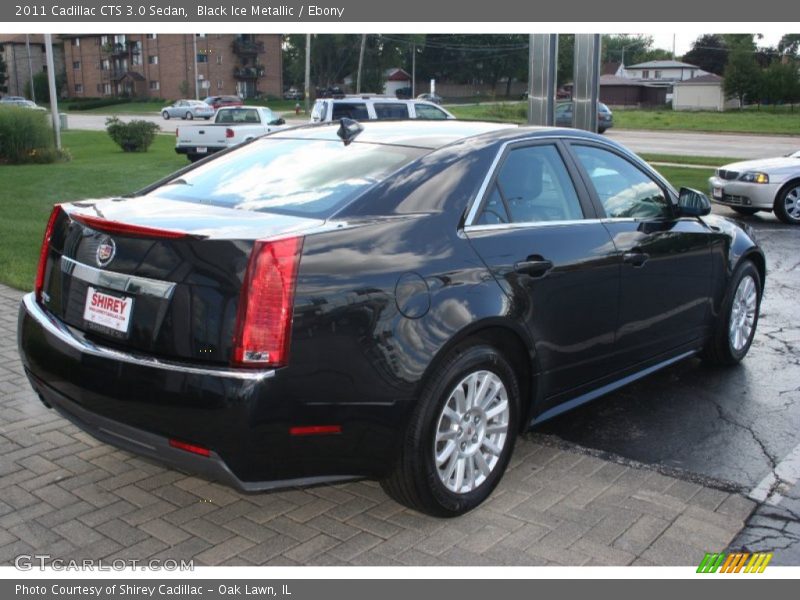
[161,99,215,120]
[0,98,47,111]
[709,151,800,224]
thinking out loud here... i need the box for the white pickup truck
[175,106,287,162]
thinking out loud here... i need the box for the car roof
[269,119,611,151]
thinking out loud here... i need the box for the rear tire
[702,260,761,366]
[774,182,800,225]
[185,112,194,120]
[380,344,519,517]
[732,207,760,216]
[187,154,201,163]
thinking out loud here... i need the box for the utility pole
[356,34,366,94]
[411,43,416,98]
[44,34,61,150]
[26,34,35,103]
[192,34,199,100]
[304,34,311,113]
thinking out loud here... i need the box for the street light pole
[356,34,366,94]
[26,34,35,104]
[44,34,61,150]
[192,34,199,100]
[304,34,311,114]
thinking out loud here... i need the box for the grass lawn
[639,153,742,167]
[0,130,186,291]
[448,102,800,135]
[652,165,714,192]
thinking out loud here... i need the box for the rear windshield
[148,138,427,218]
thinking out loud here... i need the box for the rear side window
[149,139,426,219]
[331,102,369,120]
[476,144,583,224]
[373,103,410,119]
[415,103,448,120]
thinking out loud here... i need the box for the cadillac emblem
[96,236,116,267]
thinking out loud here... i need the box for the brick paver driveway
[0,284,755,566]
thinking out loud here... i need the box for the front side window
[572,145,670,219]
[415,103,448,120]
[476,144,584,224]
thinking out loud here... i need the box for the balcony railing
[233,39,264,56]
[234,66,264,79]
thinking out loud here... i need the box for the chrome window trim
[464,218,605,233]
[462,134,674,229]
[22,294,274,382]
[61,256,176,300]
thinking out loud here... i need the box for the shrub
[105,117,159,152]
[67,98,130,111]
[0,106,54,163]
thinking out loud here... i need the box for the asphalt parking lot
[1,168,798,567]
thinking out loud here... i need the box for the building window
[147,34,157,40]
[75,83,83,93]
[71,38,80,47]
[216,54,223,65]
[73,61,80,70]
[149,80,160,91]
[642,70,650,79]
[114,35,126,45]
[101,59,110,71]
[100,35,108,45]
[148,55,158,65]
[654,70,662,79]
[197,54,208,63]
[217,79,223,90]
[196,34,206,38]
[103,83,112,95]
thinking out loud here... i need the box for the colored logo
[96,236,116,267]
[697,552,773,573]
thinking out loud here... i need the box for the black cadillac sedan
[18,120,765,517]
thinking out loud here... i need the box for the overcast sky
[649,32,788,57]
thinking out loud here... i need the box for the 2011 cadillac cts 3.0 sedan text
[18,120,766,517]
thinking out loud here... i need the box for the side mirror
[270,118,285,126]
[678,187,711,217]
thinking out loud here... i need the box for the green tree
[761,60,800,110]
[683,34,729,74]
[24,71,65,104]
[724,45,762,107]
[778,34,800,56]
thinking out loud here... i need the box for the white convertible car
[709,151,800,224]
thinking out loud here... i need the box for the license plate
[83,286,133,334]
[196,146,208,153]
[712,187,723,199]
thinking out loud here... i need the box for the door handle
[623,251,649,267]
[514,258,554,278]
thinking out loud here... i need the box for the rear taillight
[232,237,303,368]
[225,128,234,139]
[35,205,63,303]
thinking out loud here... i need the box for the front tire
[161,111,170,120]
[381,344,519,517]
[774,182,800,225]
[702,260,761,366]
[185,111,194,120]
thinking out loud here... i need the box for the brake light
[232,237,303,368]
[71,214,190,239]
[289,425,342,436]
[225,128,234,139]
[35,205,63,303]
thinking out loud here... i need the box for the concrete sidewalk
[0,283,755,566]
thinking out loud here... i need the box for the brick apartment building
[0,34,65,98]
[60,34,282,100]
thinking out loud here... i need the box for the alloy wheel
[729,274,757,352]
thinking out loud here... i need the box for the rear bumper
[17,293,373,490]
[174,145,225,156]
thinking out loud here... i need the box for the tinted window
[373,103,410,119]
[331,102,369,120]
[415,104,448,120]
[477,145,583,224]
[573,145,670,219]
[149,139,426,219]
